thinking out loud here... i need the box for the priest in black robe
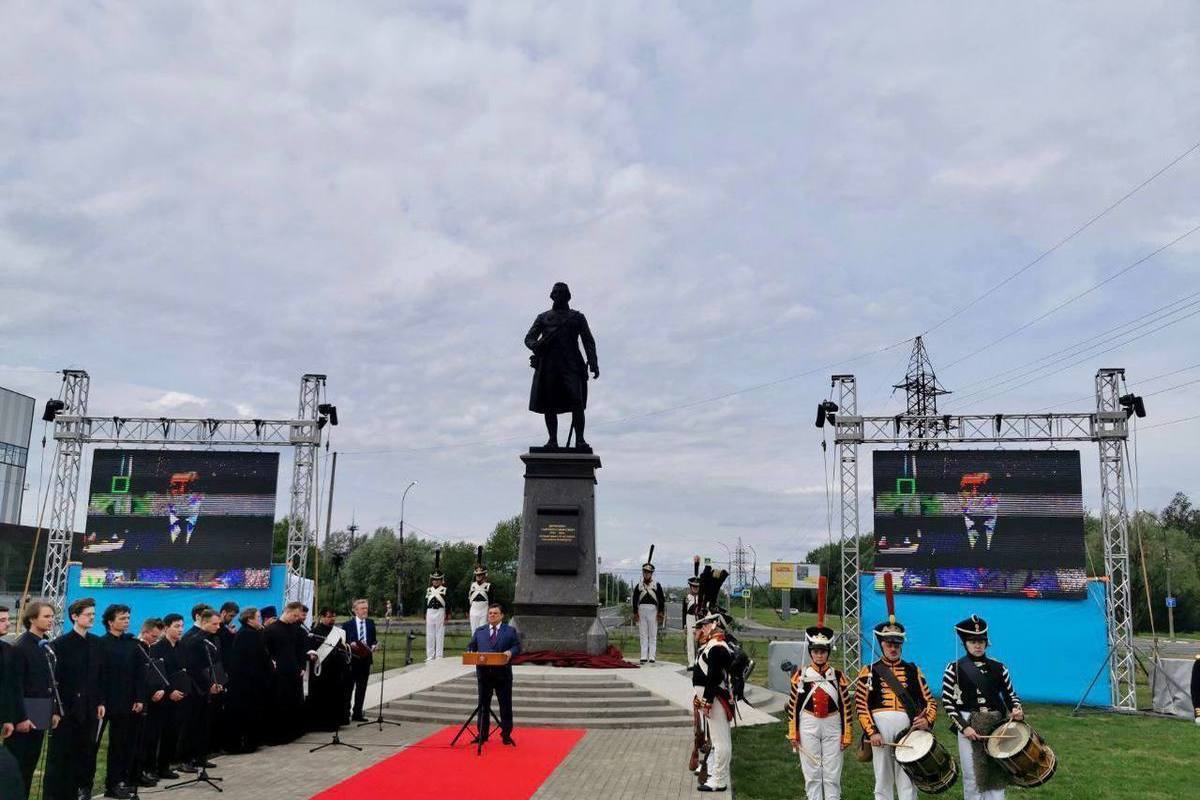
[263,602,313,745]
[225,607,271,753]
[45,597,107,800]
[305,608,351,732]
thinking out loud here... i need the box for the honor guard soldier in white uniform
[787,576,851,800]
[469,546,491,634]
[632,545,666,664]
[684,556,702,668]
[942,615,1024,800]
[855,573,937,800]
[693,565,736,793]
[425,549,447,661]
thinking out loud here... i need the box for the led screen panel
[81,449,278,588]
[872,450,1087,599]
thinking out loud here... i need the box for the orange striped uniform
[854,657,937,736]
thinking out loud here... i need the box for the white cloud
[1,2,1198,575]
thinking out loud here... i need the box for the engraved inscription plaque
[534,506,581,575]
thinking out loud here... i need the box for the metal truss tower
[40,372,326,629]
[832,375,862,676]
[41,370,90,624]
[285,374,326,603]
[824,367,1136,709]
[1095,368,1137,709]
[892,336,951,448]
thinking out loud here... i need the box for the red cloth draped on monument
[511,645,637,668]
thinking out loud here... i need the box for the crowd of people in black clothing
[0,595,376,800]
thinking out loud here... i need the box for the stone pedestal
[510,451,608,655]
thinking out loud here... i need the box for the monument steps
[381,673,692,729]
[418,687,663,706]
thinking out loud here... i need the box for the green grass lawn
[732,703,1196,800]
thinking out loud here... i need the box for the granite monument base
[510,450,608,656]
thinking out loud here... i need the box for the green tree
[804,534,874,617]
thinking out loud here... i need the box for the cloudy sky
[2,2,1198,582]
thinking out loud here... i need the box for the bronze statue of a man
[525,282,599,449]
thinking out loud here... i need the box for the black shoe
[201,760,217,769]
[639,659,647,664]
[176,763,198,774]
[501,734,516,746]
[649,659,656,663]
[137,771,159,787]
[104,784,133,799]
[158,769,180,780]
[351,715,368,722]
[698,786,727,792]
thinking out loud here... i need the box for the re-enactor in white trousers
[631,564,664,664]
[800,713,845,800]
[871,710,917,800]
[705,698,732,790]
[637,603,659,661]
[957,733,1005,800]
[425,579,447,660]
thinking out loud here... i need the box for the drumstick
[794,743,821,765]
[876,742,913,748]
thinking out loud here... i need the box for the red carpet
[512,644,638,668]
[311,726,585,800]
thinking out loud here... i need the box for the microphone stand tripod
[311,648,361,753]
[358,614,402,731]
[166,644,224,793]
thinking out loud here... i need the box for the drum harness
[870,661,923,745]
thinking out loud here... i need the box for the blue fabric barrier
[859,574,1111,706]
[65,562,286,625]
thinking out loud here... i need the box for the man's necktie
[489,627,497,646]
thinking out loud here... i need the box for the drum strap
[957,657,1007,713]
[873,662,920,720]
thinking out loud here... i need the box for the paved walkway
[164,721,441,800]
[147,661,763,799]
[532,728,703,800]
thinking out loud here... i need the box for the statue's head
[550,282,571,304]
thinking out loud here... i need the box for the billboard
[0,386,35,525]
[81,449,279,588]
[770,562,821,589]
[872,450,1087,599]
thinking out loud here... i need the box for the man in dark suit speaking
[341,599,377,722]
[466,603,521,745]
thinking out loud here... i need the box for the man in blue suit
[466,603,521,745]
[342,599,377,722]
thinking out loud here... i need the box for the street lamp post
[397,480,417,618]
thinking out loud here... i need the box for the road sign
[1166,596,1177,609]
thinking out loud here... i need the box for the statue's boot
[543,438,560,449]
[574,437,589,450]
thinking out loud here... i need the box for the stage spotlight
[815,400,839,428]
[318,403,339,426]
[42,399,65,422]
[1119,393,1146,419]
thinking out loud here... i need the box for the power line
[939,220,1200,373]
[922,137,1200,338]
[1139,414,1200,431]
[338,335,914,456]
[1031,362,1200,412]
[948,288,1200,396]
[945,300,1200,409]
[946,303,1200,411]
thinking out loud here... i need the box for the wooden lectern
[452,652,508,754]
[462,652,509,667]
